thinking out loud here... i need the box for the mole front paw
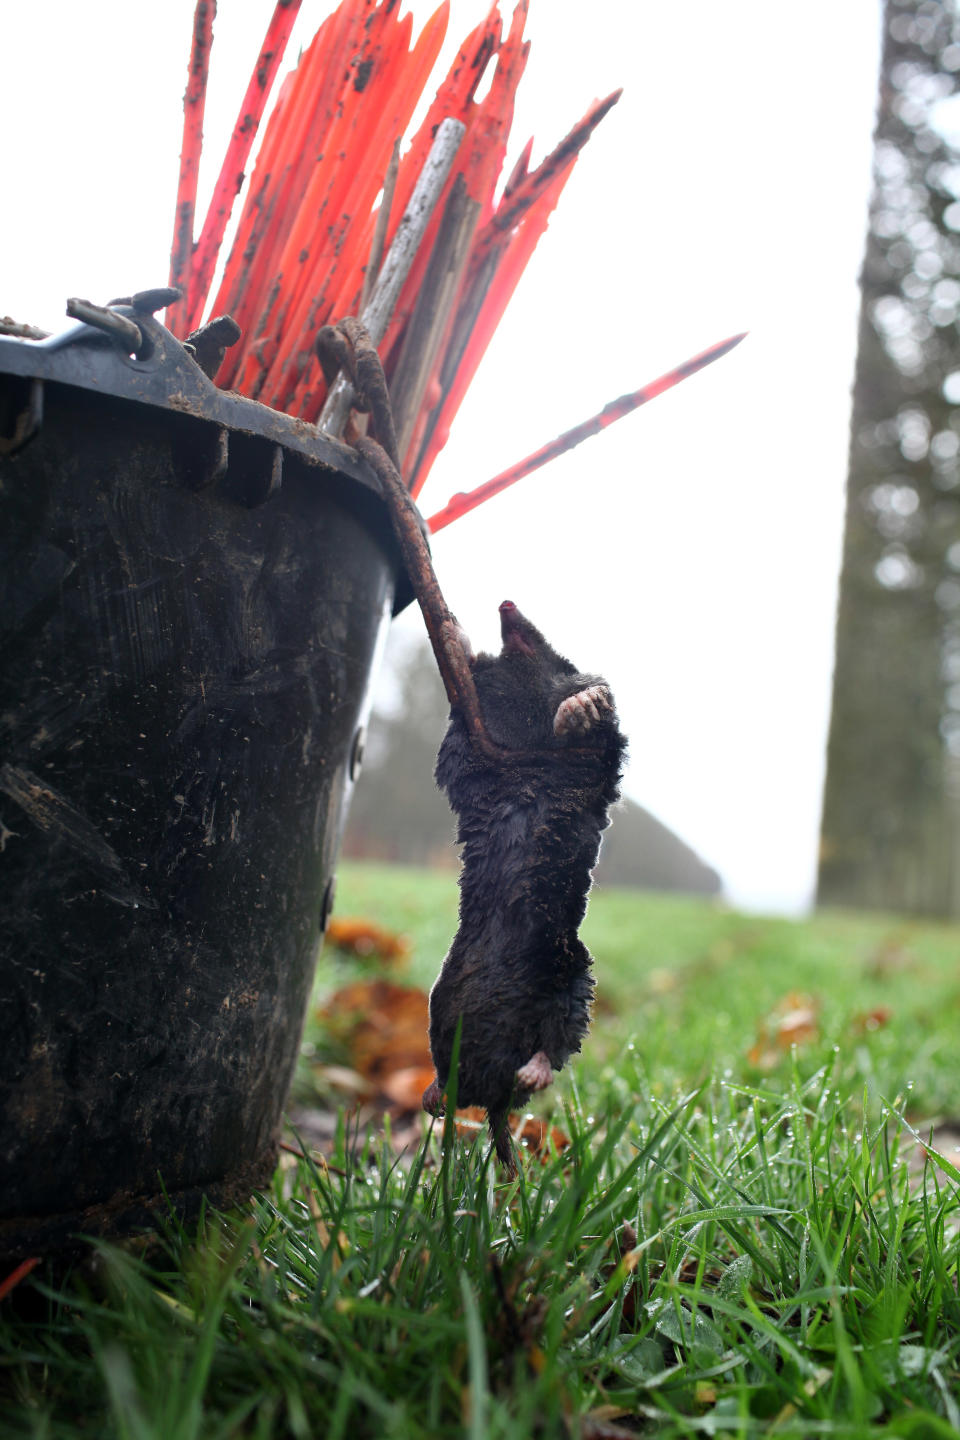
[553,684,613,737]
[515,1050,554,1092]
[422,1078,445,1116]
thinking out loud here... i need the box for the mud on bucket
[0,308,412,1258]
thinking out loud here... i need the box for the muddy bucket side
[0,314,408,1257]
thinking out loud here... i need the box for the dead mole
[311,321,626,1175]
[422,599,626,1173]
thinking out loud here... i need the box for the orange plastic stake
[260,4,408,408]
[167,0,217,337]
[185,0,304,332]
[474,89,621,256]
[0,1256,40,1303]
[425,334,748,532]
[212,3,354,386]
[247,0,386,397]
[291,4,453,418]
[166,0,667,523]
[207,67,296,369]
[465,0,530,222]
[269,1,453,415]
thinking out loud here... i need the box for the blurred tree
[344,638,720,895]
[819,0,960,915]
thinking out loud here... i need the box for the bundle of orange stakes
[168,0,743,526]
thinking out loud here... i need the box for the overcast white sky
[3,1,882,912]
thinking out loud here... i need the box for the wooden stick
[410,161,573,494]
[389,172,481,470]
[359,140,400,316]
[317,116,466,441]
[372,5,503,374]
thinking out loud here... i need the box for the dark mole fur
[424,600,626,1171]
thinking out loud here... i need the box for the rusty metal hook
[318,318,508,764]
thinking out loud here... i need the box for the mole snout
[498,598,537,657]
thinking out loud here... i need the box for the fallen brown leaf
[851,1006,892,1034]
[320,980,431,1083]
[865,934,915,979]
[422,1105,568,1162]
[380,1064,437,1110]
[775,994,818,1047]
[512,1114,570,1159]
[325,916,411,965]
[449,1108,569,1160]
[748,992,819,1069]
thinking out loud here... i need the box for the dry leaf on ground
[325,916,411,965]
[747,991,819,1068]
[320,980,431,1084]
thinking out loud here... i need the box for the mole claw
[554,683,615,736]
[516,1050,554,1092]
[422,1079,445,1116]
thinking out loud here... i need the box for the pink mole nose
[499,600,516,613]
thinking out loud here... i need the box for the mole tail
[489,1106,518,1179]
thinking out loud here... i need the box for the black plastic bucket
[0,311,409,1256]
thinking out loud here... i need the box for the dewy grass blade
[458,1273,489,1440]
[889,1103,960,1185]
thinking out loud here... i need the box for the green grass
[330,862,960,1119]
[2,861,960,1438]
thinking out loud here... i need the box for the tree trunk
[819,0,960,915]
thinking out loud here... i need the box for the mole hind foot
[422,1078,445,1116]
[515,1050,554,1092]
[489,1108,518,1179]
[553,684,613,736]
